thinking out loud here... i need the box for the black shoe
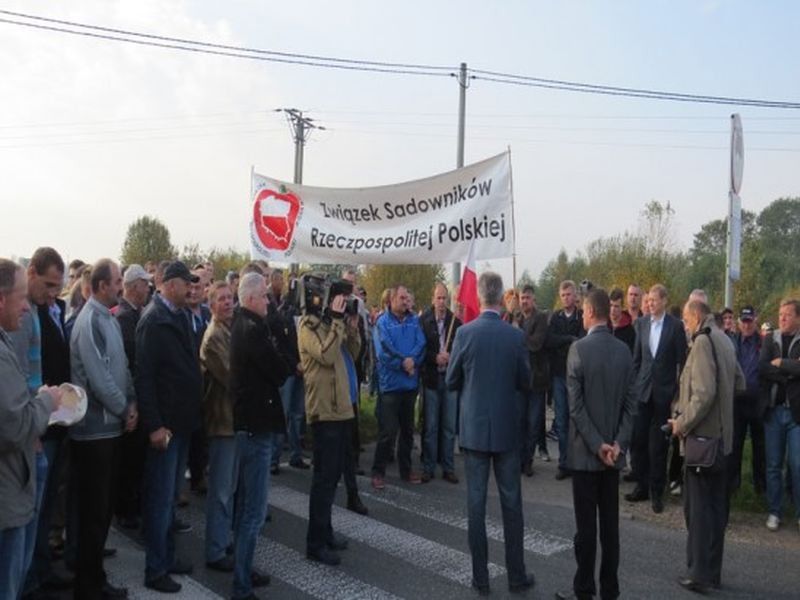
[168,559,193,575]
[306,547,341,566]
[555,469,571,481]
[117,516,140,530]
[471,581,490,596]
[347,494,369,516]
[622,472,637,483]
[289,459,310,470]
[172,518,193,534]
[145,574,182,594]
[102,581,129,598]
[523,461,534,477]
[356,468,365,476]
[421,472,433,483]
[509,574,536,593]
[443,472,459,484]
[251,571,271,587]
[624,488,649,502]
[651,496,664,514]
[102,547,117,558]
[327,533,349,551]
[206,556,235,572]
[678,577,710,594]
[270,464,281,475]
[41,573,74,591]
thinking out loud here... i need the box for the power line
[0,16,452,78]
[0,9,454,72]
[2,10,799,109]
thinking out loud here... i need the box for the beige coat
[675,315,745,455]
[298,315,359,424]
[200,318,233,437]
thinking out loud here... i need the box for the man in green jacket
[299,288,361,567]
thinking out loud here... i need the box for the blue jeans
[423,376,457,475]
[25,437,64,592]
[764,405,800,519]
[143,432,189,580]
[0,524,27,599]
[520,389,546,466]
[233,432,273,600]
[464,448,527,587]
[21,450,48,593]
[272,376,305,466]
[552,375,570,470]
[205,437,239,563]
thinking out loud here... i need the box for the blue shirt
[341,346,358,405]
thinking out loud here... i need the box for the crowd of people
[1,246,799,600]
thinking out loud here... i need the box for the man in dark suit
[626,284,687,513]
[446,272,535,596]
[556,289,636,600]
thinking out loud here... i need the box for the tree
[120,216,176,266]
[206,247,251,281]
[180,242,205,269]
[361,264,445,310]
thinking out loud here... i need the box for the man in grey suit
[446,271,534,596]
[626,284,687,513]
[556,289,636,600]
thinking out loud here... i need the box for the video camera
[295,272,360,318]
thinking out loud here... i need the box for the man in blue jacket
[370,285,425,490]
[446,272,534,596]
[135,261,202,594]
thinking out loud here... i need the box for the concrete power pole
[452,62,468,299]
[276,108,324,273]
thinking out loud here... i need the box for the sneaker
[401,472,422,484]
[669,481,682,496]
[766,514,780,531]
[538,449,550,462]
[371,475,385,490]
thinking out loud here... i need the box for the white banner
[249,152,513,264]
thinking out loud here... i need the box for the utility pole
[452,62,468,299]
[276,108,324,273]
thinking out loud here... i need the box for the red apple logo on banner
[253,185,301,251]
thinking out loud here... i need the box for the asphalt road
[62,437,798,600]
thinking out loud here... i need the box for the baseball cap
[739,305,756,321]
[123,264,153,285]
[163,261,200,284]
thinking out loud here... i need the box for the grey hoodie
[0,328,53,529]
[70,297,134,441]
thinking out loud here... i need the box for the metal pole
[293,113,304,185]
[724,191,733,309]
[452,62,467,298]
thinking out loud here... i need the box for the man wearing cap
[135,261,203,594]
[731,306,766,495]
[115,264,152,531]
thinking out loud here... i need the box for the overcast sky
[2,0,799,284]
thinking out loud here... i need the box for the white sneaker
[670,484,682,497]
[766,514,780,531]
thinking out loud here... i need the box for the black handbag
[684,435,721,469]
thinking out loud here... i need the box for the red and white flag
[457,241,480,323]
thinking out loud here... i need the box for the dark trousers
[730,395,766,494]
[683,453,728,586]
[571,470,620,600]
[343,414,359,496]
[631,399,670,496]
[463,448,527,587]
[116,427,147,520]
[71,437,120,600]
[188,427,208,488]
[371,391,416,477]
[307,420,350,553]
[668,437,684,486]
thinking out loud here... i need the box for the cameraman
[298,287,361,566]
